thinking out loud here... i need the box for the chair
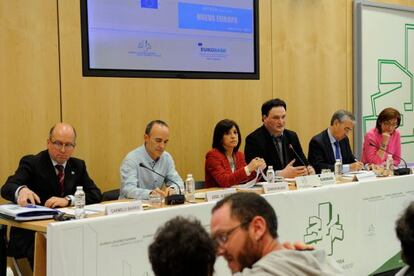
[194,181,205,190]
[1,225,6,276]
[102,189,120,201]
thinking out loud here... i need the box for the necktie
[55,165,65,195]
[334,141,341,160]
[273,136,284,167]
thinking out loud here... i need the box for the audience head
[149,216,216,276]
[47,122,77,164]
[261,98,287,136]
[329,110,355,141]
[144,120,170,160]
[210,192,278,273]
[396,202,414,268]
[376,107,401,134]
[212,119,242,155]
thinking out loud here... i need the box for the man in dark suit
[1,122,102,266]
[308,110,364,174]
[245,98,315,178]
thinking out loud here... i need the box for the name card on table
[295,175,321,189]
[319,172,336,186]
[105,201,143,216]
[262,182,289,194]
[206,188,237,202]
[354,171,377,182]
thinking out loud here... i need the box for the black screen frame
[80,0,260,79]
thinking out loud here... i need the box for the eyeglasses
[382,121,398,128]
[50,139,76,150]
[212,221,250,247]
[344,127,352,133]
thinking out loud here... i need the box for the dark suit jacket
[0,150,102,260]
[245,125,308,170]
[308,129,356,174]
[1,150,102,205]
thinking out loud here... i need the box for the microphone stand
[139,163,185,205]
[289,144,310,175]
[368,142,411,176]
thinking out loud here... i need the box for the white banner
[47,175,414,276]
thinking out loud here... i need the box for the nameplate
[105,201,143,215]
[262,182,289,194]
[319,172,336,186]
[355,171,377,182]
[206,188,237,202]
[295,175,321,189]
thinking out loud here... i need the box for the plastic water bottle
[74,186,86,219]
[266,166,275,184]
[185,174,195,202]
[386,154,394,175]
[334,159,343,176]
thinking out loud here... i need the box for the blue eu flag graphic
[141,0,158,9]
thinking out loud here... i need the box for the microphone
[139,163,185,205]
[368,142,411,175]
[288,144,309,167]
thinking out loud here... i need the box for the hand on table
[17,187,40,207]
[45,197,70,208]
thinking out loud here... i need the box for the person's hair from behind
[330,109,355,126]
[261,98,287,118]
[396,202,414,270]
[212,192,278,238]
[212,119,242,154]
[149,216,216,276]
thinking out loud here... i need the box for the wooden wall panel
[272,0,351,154]
[0,0,60,203]
[57,0,273,192]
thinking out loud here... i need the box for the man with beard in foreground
[210,193,343,275]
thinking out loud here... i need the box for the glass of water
[149,193,162,208]
[321,169,332,174]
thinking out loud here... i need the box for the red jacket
[204,149,255,188]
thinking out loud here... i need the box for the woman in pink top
[362,108,401,166]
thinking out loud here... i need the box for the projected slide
[86,0,255,72]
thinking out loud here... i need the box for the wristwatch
[65,195,72,206]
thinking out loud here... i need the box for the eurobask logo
[197,42,228,61]
[303,202,344,256]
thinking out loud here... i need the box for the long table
[2,175,414,275]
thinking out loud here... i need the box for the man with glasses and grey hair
[308,109,364,174]
[1,122,102,266]
[210,192,343,275]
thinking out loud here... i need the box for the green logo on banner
[304,202,344,256]
[362,24,414,146]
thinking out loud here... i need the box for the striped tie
[55,165,65,195]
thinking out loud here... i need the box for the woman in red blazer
[205,119,266,188]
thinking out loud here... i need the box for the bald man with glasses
[1,122,102,266]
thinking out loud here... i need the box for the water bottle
[266,166,275,184]
[185,174,195,202]
[334,159,343,176]
[386,154,394,175]
[74,186,86,219]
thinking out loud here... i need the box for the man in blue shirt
[119,120,183,200]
